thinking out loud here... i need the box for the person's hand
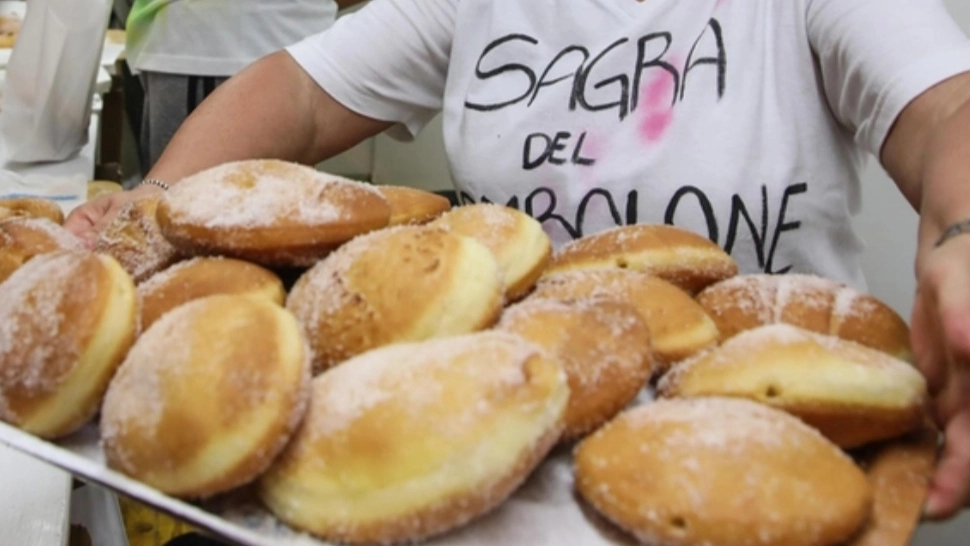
[63,184,163,248]
[912,233,970,520]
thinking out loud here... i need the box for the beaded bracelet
[139,178,170,191]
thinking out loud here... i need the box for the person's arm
[883,70,970,520]
[146,50,391,185]
[64,51,392,243]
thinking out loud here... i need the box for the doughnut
[257,332,569,544]
[696,273,913,362]
[137,256,286,331]
[658,324,928,448]
[100,295,310,499]
[376,185,452,226]
[87,180,124,201]
[544,224,739,293]
[0,197,65,225]
[0,251,137,439]
[429,203,552,300]
[286,225,504,373]
[574,397,873,546]
[496,298,654,441]
[156,160,391,267]
[529,269,718,372]
[848,425,938,546]
[0,217,84,285]
[93,195,183,284]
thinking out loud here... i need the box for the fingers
[911,292,948,398]
[63,197,114,249]
[924,409,970,519]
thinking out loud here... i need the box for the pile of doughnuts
[0,163,936,546]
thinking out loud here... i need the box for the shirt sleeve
[807,0,970,156]
[285,0,458,139]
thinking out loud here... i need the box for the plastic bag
[0,0,112,165]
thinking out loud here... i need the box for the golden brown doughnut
[156,160,391,267]
[257,332,569,545]
[0,251,137,439]
[696,273,913,362]
[286,225,504,373]
[430,203,552,300]
[93,196,183,284]
[376,185,452,226]
[658,324,928,448]
[137,256,286,331]
[0,197,65,225]
[496,297,654,441]
[100,295,311,499]
[0,217,84,284]
[544,224,739,293]
[529,269,718,372]
[87,180,124,201]
[574,397,873,546]
[848,425,938,546]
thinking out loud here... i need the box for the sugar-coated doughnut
[93,196,183,284]
[0,217,84,284]
[848,425,938,546]
[430,203,552,300]
[0,251,137,439]
[376,185,452,226]
[138,256,285,331]
[0,197,65,225]
[156,160,391,267]
[696,273,913,362]
[544,224,738,293]
[529,269,718,372]
[257,332,569,545]
[87,180,124,201]
[286,225,504,373]
[100,295,310,499]
[658,324,928,448]
[574,397,873,546]
[496,298,653,441]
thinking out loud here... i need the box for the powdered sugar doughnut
[100,295,310,499]
[658,324,928,448]
[430,203,552,300]
[286,225,504,373]
[258,332,569,544]
[0,251,137,439]
[696,273,913,362]
[94,196,183,284]
[156,160,391,267]
[376,185,452,226]
[496,298,654,441]
[138,257,285,330]
[0,217,84,284]
[544,224,739,294]
[574,397,873,546]
[529,269,718,372]
[0,197,64,225]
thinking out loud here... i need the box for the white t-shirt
[127,0,339,76]
[288,0,970,289]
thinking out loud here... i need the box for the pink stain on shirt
[638,72,676,143]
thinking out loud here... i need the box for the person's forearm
[145,51,387,185]
[881,72,970,268]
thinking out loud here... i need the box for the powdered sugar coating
[307,332,544,441]
[1,216,83,250]
[161,160,383,230]
[0,252,93,421]
[94,197,181,283]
